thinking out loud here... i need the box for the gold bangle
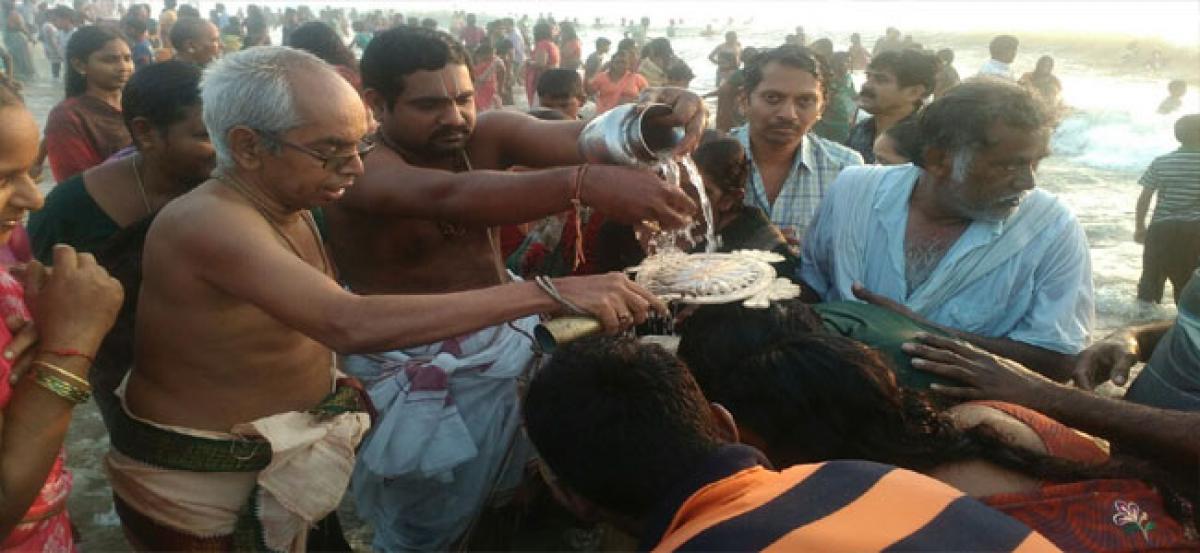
[32,360,91,391]
[32,371,91,405]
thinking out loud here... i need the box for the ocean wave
[1052,108,1182,171]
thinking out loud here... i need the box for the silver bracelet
[535,275,589,316]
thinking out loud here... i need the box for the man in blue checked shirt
[732,45,864,249]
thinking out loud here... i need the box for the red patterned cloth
[973,401,1197,551]
[0,272,76,552]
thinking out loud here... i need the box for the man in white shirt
[977,35,1019,80]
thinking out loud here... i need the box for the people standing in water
[1,1,34,82]
[1157,80,1187,115]
[934,48,961,99]
[1019,55,1063,112]
[589,48,648,114]
[1134,114,1200,307]
[708,31,741,87]
[978,34,1019,80]
[558,21,582,71]
[44,25,134,182]
[524,21,559,106]
[0,75,124,553]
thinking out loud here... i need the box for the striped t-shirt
[1140,148,1200,223]
[641,445,1058,552]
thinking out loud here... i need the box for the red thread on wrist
[40,348,95,364]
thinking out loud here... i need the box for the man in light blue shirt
[800,80,1093,380]
[732,45,863,247]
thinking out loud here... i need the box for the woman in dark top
[28,60,213,429]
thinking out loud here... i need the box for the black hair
[1168,79,1187,94]
[287,21,357,70]
[122,14,147,38]
[915,79,1049,169]
[523,336,725,518]
[741,44,830,101]
[616,37,636,53]
[420,18,437,29]
[868,49,939,102]
[594,36,610,49]
[121,60,201,135]
[936,48,955,63]
[473,41,493,58]
[1176,113,1200,145]
[666,58,694,84]
[676,305,1198,532]
[536,68,583,100]
[66,24,127,98]
[642,37,673,61]
[989,34,1019,59]
[882,117,924,164]
[495,37,513,54]
[533,21,551,41]
[361,26,471,109]
[560,21,578,42]
[176,4,199,18]
[692,136,748,193]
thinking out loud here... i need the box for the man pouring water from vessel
[322,27,704,550]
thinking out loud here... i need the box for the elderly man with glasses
[106,46,676,551]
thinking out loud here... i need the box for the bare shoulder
[148,180,269,263]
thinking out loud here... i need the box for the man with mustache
[323,26,704,550]
[732,45,863,248]
[845,48,938,163]
[800,79,1094,381]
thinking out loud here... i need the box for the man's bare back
[127,181,335,431]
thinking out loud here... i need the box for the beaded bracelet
[33,370,91,405]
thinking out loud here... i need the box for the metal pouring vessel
[538,103,687,351]
[577,103,685,167]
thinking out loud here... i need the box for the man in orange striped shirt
[523,336,1059,552]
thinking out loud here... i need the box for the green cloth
[814,301,954,389]
[27,173,120,264]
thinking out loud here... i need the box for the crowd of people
[0,2,1197,552]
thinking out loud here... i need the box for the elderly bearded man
[800,79,1094,381]
[107,46,676,552]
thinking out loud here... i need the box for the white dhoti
[344,314,541,551]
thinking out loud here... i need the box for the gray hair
[914,77,1050,174]
[200,46,331,171]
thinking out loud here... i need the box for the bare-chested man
[107,46,681,552]
[323,27,704,550]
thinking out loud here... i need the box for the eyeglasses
[258,130,376,171]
